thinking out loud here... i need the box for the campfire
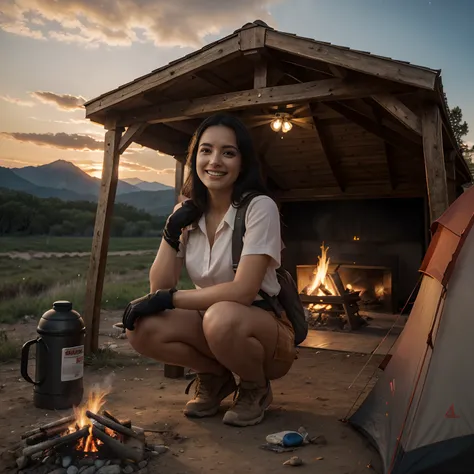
[14,385,167,473]
[298,243,366,330]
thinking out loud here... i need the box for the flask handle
[20,337,47,385]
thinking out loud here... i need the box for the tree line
[0,188,167,237]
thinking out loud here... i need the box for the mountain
[0,167,96,201]
[122,178,173,192]
[12,160,138,196]
[0,161,175,216]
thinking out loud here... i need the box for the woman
[123,113,297,427]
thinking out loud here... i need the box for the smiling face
[196,125,242,194]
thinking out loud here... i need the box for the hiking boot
[184,371,237,418]
[222,380,273,427]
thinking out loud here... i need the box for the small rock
[122,466,134,474]
[283,456,303,466]
[94,460,106,469]
[80,466,97,474]
[79,459,95,467]
[49,469,67,474]
[105,461,111,466]
[67,466,79,474]
[62,456,73,468]
[178,448,184,453]
[42,455,53,465]
[150,445,169,455]
[316,456,324,460]
[138,460,148,469]
[16,456,28,469]
[96,466,121,474]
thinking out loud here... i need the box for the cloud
[0,94,36,107]
[0,0,280,48]
[0,131,103,151]
[30,91,86,110]
[120,158,174,175]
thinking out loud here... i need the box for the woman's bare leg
[126,309,225,375]
[202,301,294,383]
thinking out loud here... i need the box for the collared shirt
[177,195,282,297]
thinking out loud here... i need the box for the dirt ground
[0,312,383,474]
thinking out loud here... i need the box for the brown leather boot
[184,371,237,418]
[222,380,273,427]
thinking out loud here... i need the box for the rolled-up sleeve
[241,196,282,268]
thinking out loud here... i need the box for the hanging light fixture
[270,114,283,132]
[270,113,293,133]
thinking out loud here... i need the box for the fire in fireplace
[296,243,384,330]
[14,384,167,472]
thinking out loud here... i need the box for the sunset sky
[1,0,473,187]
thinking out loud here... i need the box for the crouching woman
[123,113,297,427]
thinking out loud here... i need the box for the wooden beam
[265,30,437,90]
[422,104,449,223]
[84,121,123,355]
[281,183,423,201]
[193,70,235,93]
[118,123,147,155]
[174,159,185,202]
[372,94,422,135]
[239,25,266,52]
[309,105,345,191]
[119,78,399,126]
[84,35,241,116]
[324,101,423,155]
[254,56,268,89]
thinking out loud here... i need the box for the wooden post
[84,119,123,355]
[421,103,449,224]
[164,156,187,379]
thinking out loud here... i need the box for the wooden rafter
[309,104,345,191]
[372,94,422,135]
[118,78,400,126]
[118,123,147,155]
[324,101,423,155]
[84,35,241,116]
[193,70,235,93]
[265,30,437,90]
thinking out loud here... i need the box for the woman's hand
[163,199,202,251]
[122,288,177,330]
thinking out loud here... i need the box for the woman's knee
[126,315,164,355]
[202,301,243,346]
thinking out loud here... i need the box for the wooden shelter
[83,20,472,355]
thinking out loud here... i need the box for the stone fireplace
[280,197,427,314]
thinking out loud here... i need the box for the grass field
[0,236,160,253]
[0,253,193,324]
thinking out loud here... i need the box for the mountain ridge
[1,160,175,216]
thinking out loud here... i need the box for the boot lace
[230,384,261,409]
[184,375,213,399]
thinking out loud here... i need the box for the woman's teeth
[206,170,226,176]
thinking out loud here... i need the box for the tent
[349,186,474,474]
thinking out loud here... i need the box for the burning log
[103,409,132,428]
[25,423,70,446]
[22,426,89,458]
[86,410,142,440]
[91,425,144,463]
[21,415,76,439]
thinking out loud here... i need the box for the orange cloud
[0,0,280,48]
[0,132,103,151]
[0,94,36,107]
[30,91,86,111]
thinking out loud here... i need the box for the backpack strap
[232,192,260,272]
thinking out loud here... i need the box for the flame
[306,243,330,295]
[69,388,110,453]
[346,283,353,291]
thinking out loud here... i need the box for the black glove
[122,288,177,331]
[163,200,202,252]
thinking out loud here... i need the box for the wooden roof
[84,20,472,201]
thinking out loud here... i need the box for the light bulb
[282,119,293,133]
[271,118,282,131]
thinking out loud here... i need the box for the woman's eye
[200,147,211,154]
[223,151,236,157]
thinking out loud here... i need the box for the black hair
[181,113,268,211]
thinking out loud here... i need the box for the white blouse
[177,195,282,297]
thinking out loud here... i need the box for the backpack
[231,192,308,346]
